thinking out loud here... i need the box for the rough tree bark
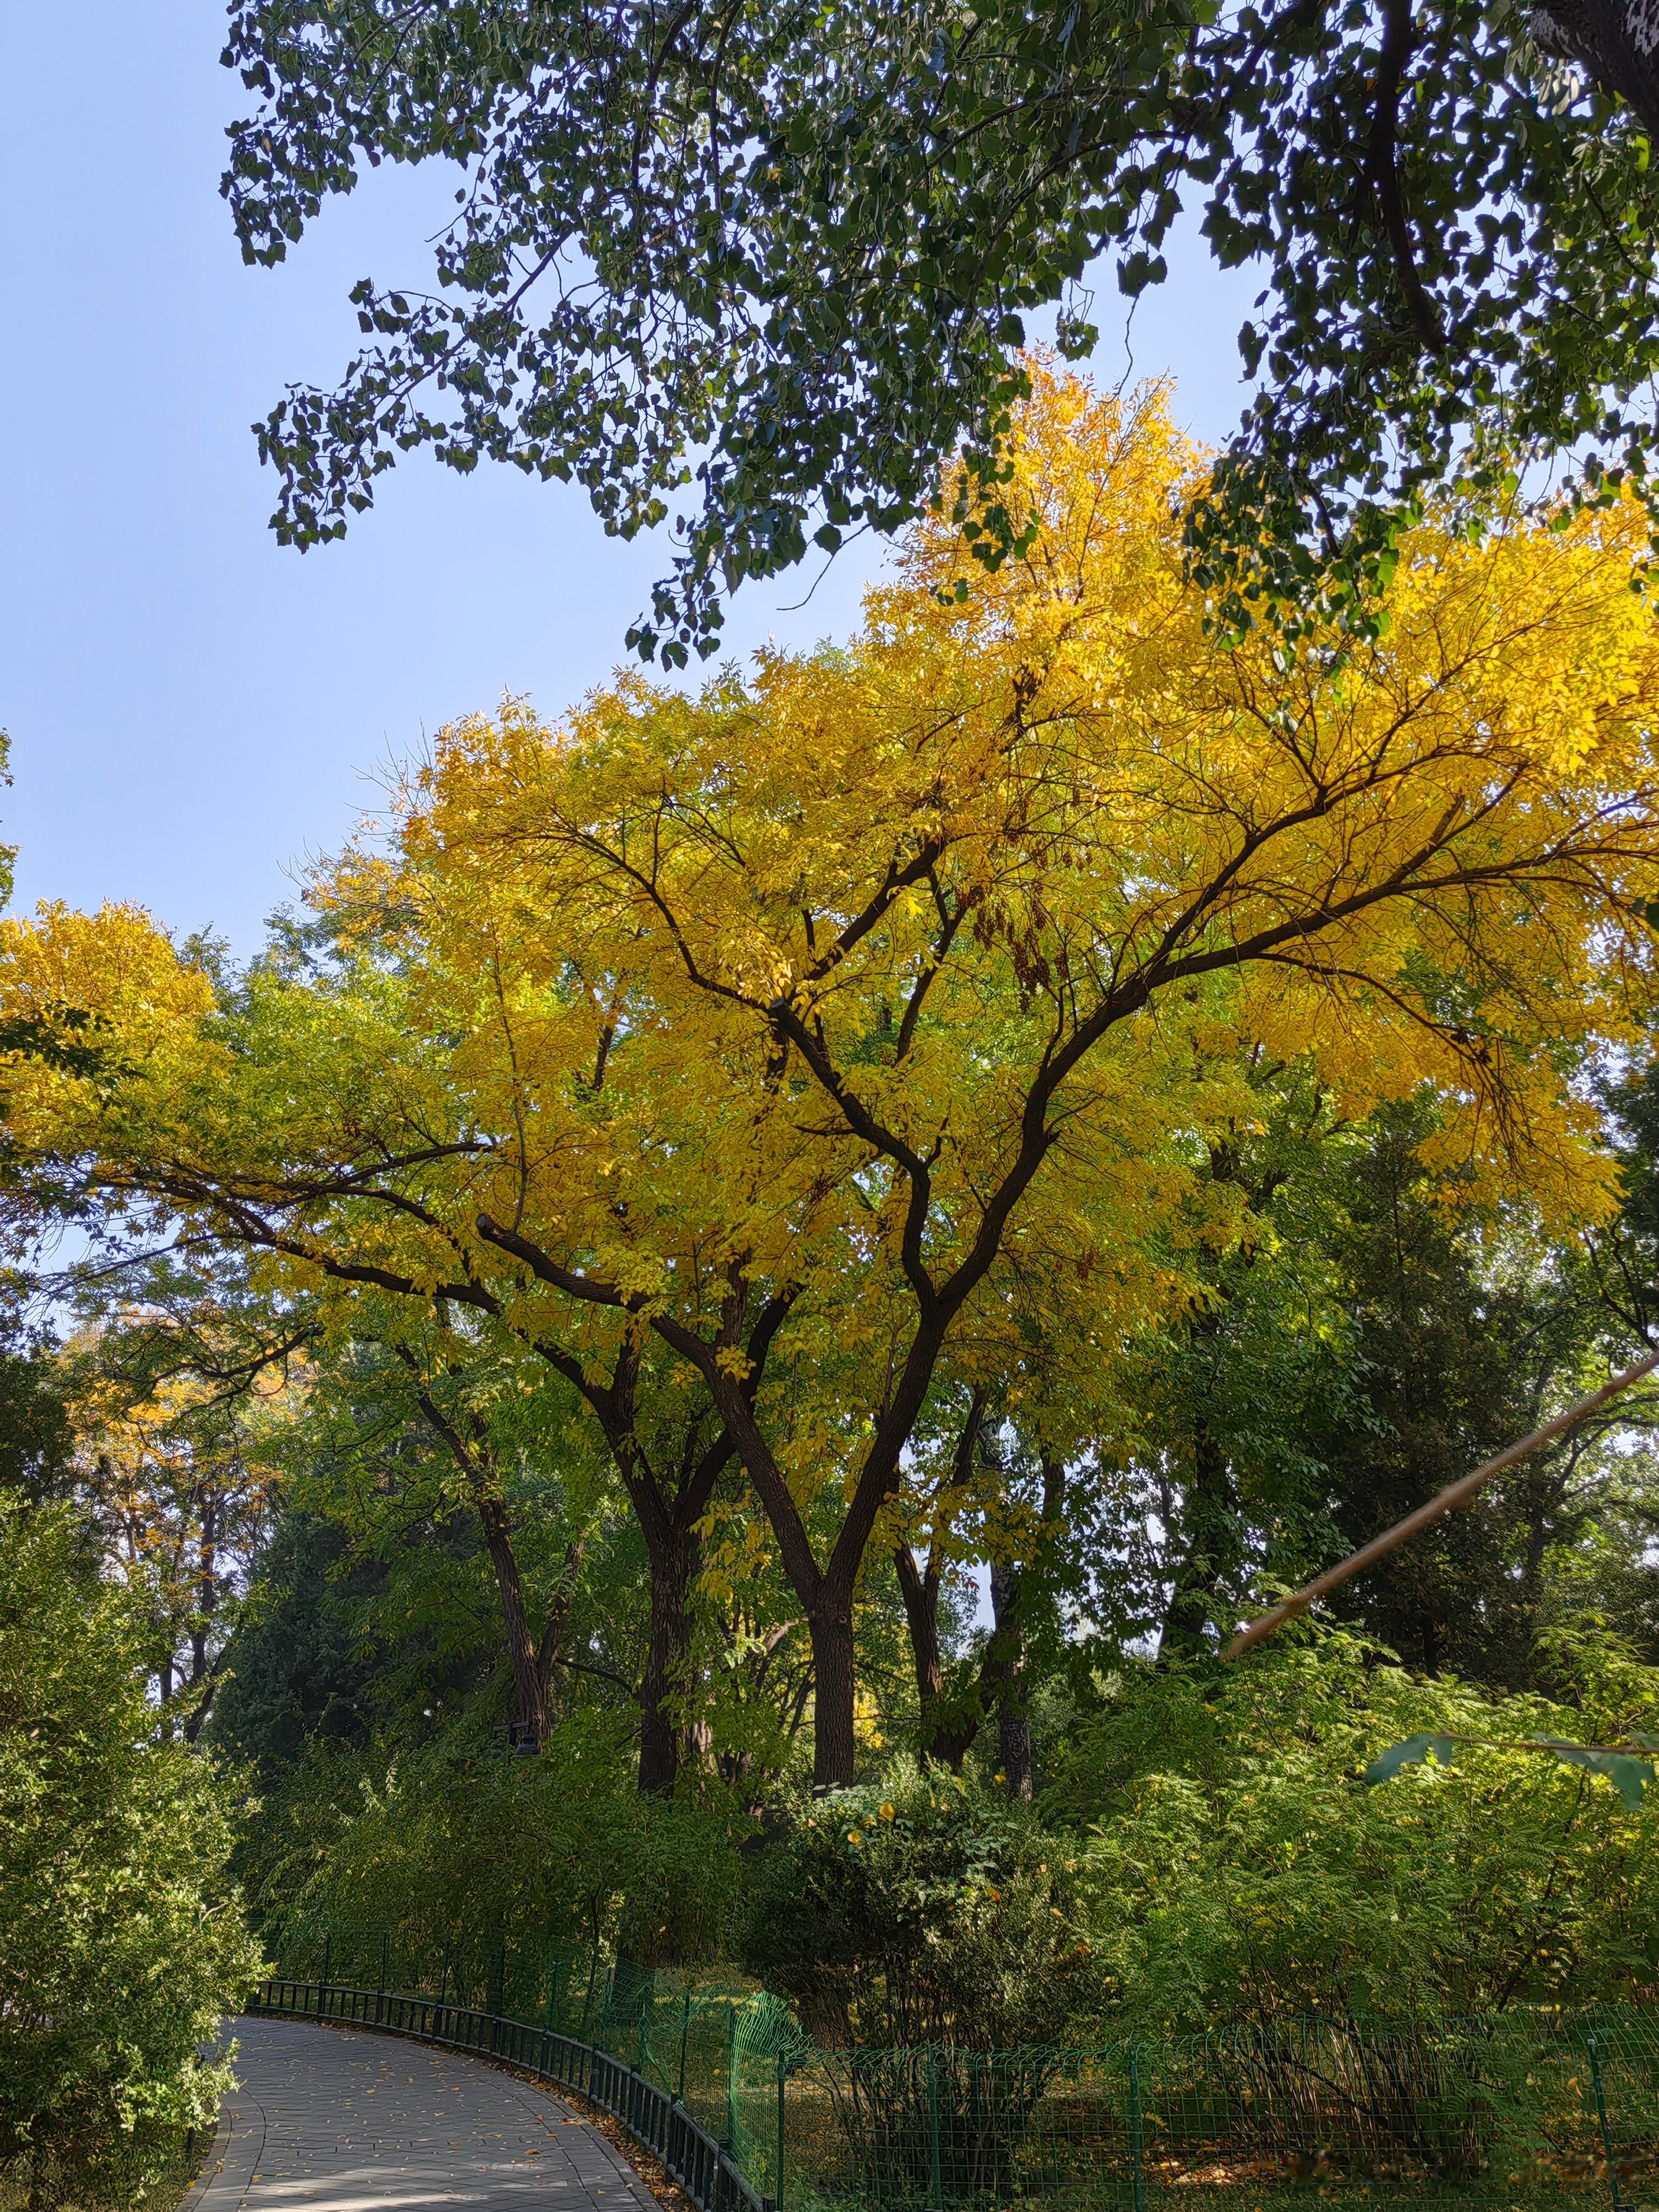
[638,1525,701,1794]
[1527,0,1659,136]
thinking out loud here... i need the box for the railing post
[777,2052,788,2212]
[926,2046,942,2212]
[725,2001,737,2153]
[1587,2034,1633,2212]
[1128,2047,1146,2212]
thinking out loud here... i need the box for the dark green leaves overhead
[224,0,1659,660]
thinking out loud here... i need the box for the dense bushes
[247,1714,753,1977]
[0,1499,262,2205]
[736,1630,1659,2048]
[1065,1627,1659,2030]
[739,1761,1095,2047]
[241,1623,1659,2052]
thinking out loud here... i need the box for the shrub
[738,1759,1098,2047]
[0,1499,262,2204]
[1065,1624,1659,2031]
[249,1714,756,1993]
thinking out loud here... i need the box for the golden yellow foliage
[7,367,1659,1783]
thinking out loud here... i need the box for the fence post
[777,2053,788,2212]
[678,1988,692,2104]
[1587,2034,1632,2212]
[927,2045,943,2212]
[725,2002,737,2153]
[1128,2047,1145,2212]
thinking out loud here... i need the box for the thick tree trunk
[808,1602,859,1791]
[476,1489,548,1747]
[894,1544,945,1709]
[638,1534,698,1796]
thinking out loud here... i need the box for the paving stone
[188,2014,658,2210]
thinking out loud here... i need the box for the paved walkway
[187,2014,662,2210]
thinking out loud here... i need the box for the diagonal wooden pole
[1222,1344,1659,1662]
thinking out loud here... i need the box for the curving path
[186,2013,663,2211]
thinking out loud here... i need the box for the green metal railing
[252,1932,1658,2212]
[248,1978,770,2212]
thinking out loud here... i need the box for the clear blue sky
[0,2,1257,955]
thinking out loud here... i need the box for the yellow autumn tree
[69,1346,285,1735]
[6,366,1659,1788]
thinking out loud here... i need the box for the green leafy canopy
[225,0,1659,659]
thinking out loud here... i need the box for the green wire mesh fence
[768,2012,1658,2212]
[260,1927,1658,2212]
